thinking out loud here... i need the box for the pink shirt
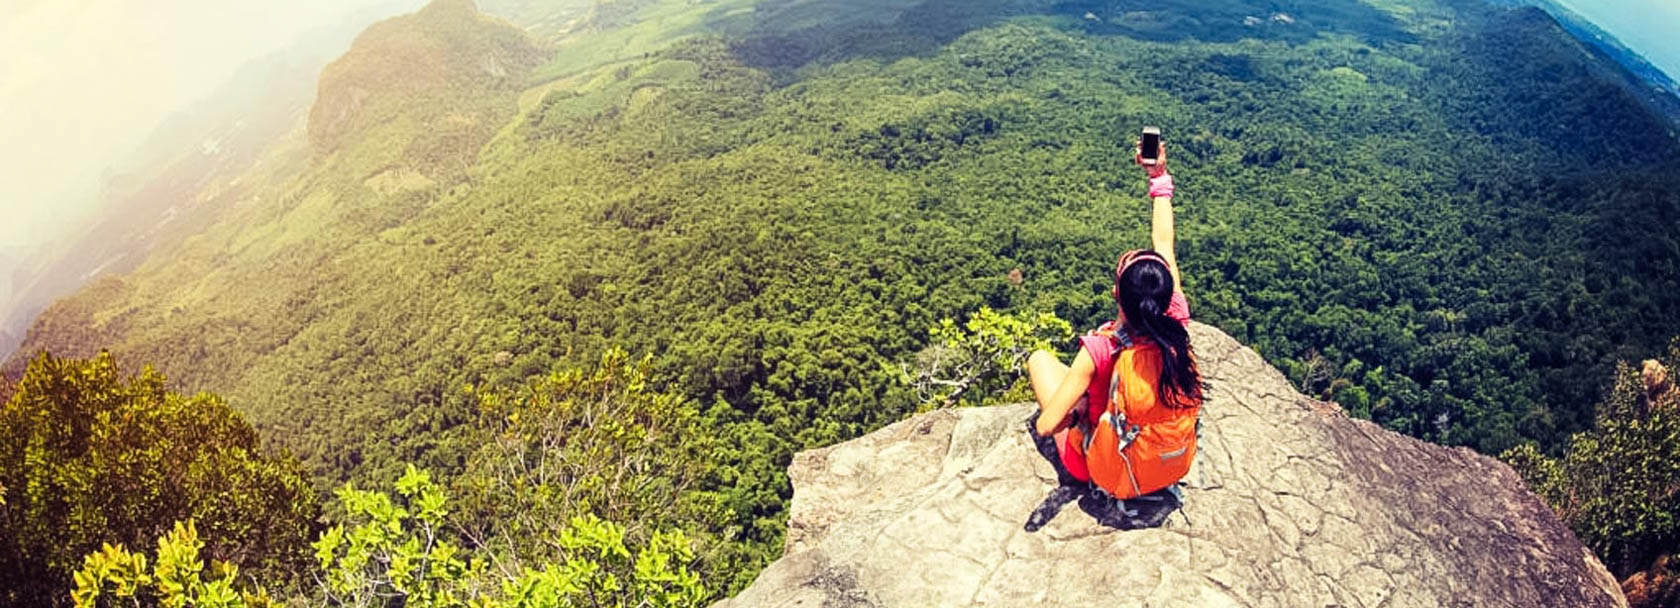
[1166,290,1190,326]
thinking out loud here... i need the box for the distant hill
[0,14,383,357]
[308,0,544,174]
[0,247,13,312]
[1495,0,1680,128]
[478,0,599,39]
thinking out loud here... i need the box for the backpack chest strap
[1107,329,1134,418]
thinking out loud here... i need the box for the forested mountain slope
[6,0,1680,589]
[1494,0,1680,125]
[0,11,403,363]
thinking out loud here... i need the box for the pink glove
[1148,173,1175,198]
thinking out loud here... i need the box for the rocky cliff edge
[715,323,1625,608]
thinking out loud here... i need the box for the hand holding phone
[1133,127,1168,179]
[1139,126,1161,166]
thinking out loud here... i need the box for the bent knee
[1035,415,1058,437]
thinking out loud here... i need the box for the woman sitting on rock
[1026,140,1205,505]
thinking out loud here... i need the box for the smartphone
[1140,126,1162,166]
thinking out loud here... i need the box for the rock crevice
[717,323,1625,607]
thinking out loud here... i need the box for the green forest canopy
[4,0,1679,593]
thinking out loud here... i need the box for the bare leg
[1024,350,1087,494]
[1027,350,1085,437]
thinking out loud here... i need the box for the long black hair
[1115,254,1205,408]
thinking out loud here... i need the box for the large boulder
[716,323,1625,607]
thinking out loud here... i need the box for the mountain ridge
[1493,0,1680,128]
[308,0,544,176]
[0,7,403,363]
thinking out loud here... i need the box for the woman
[1026,141,1205,500]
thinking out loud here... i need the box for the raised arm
[1136,140,1181,293]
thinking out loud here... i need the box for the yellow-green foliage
[907,308,1074,409]
[452,347,730,584]
[72,521,274,608]
[311,466,707,608]
[1505,339,1680,578]
[0,353,317,608]
[72,469,706,608]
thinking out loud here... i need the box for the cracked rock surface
[714,323,1626,608]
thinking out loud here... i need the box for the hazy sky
[0,0,419,260]
[1551,0,1680,82]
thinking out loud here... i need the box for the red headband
[1115,249,1168,281]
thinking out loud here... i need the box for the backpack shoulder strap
[1107,331,1134,414]
[1106,331,1142,460]
[1077,326,1126,439]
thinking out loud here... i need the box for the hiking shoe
[1025,484,1084,532]
[1026,412,1081,486]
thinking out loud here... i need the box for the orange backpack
[1067,326,1201,499]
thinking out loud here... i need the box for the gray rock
[715,323,1625,608]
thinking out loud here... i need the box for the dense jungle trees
[12,349,725,607]
[0,353,319,607]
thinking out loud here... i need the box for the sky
[0,0,419,261]
[1550,0,1680,82]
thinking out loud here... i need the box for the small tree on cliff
[904,308,1072,409]
[452,348,724,578]
[1504,338,1680,580]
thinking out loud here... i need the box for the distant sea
[1548,0,1680,84]
[1497,0,1680,127]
